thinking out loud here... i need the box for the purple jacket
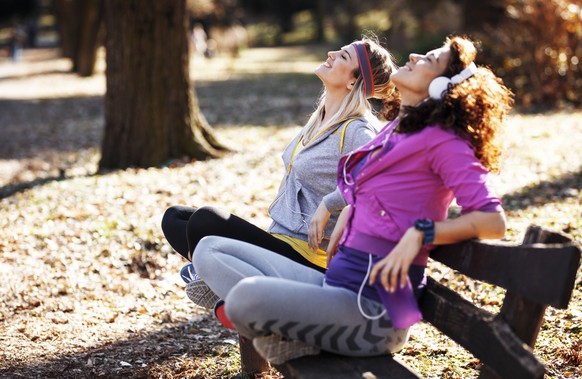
[336,118,503,266]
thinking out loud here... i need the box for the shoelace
[181,263,200,284]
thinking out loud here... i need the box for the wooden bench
[238,225,581,379]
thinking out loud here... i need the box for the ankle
[214,300,235,330]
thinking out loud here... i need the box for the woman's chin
[314,67,326,81]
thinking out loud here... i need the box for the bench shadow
[0,319,244,379]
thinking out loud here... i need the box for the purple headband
[352,42,374,98]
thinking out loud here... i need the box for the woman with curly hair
[191,35,513,363]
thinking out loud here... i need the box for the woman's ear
[347,80,356,91]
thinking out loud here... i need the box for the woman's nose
[409,53,421,63]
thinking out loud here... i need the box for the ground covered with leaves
[0,47,580,379]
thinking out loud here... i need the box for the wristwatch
[414,218,435,245]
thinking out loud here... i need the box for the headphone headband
[352,42,374,98]
[429,62,478,100]
[451,62,477,84]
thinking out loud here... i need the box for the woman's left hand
[369,227,423,292]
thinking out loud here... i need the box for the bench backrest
[421,225,581,378]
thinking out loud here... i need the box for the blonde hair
[303,36,400,139]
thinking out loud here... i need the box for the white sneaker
[182,263,220,309]
[252,334,320,364]
[185,279,220,309]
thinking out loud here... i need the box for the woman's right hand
[308,201,331,252]
[326,206,350,265]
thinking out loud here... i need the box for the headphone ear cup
[429,76,452,100]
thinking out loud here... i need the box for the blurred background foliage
[0,0,580,110]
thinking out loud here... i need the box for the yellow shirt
[272,233,327,269]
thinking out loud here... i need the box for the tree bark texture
[100,0,226,170]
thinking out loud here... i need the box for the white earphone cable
[357,253,387,320]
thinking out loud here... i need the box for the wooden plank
[522,224,573,245]
[478,225,561,377]
[429,239,580,309]
[420,277,545,379]
[494,225,556,349]
[499,293,547,348]
[239,335,270,376]
[275,352,420,379]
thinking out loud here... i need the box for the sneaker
[213,299,235,330]
[252,334,320,365]
[180,263,197,284]
[183,266,220,309]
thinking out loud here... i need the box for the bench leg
[239,334,270,377]
[479,366,502,379]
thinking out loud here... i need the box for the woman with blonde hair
[161,36,400,310]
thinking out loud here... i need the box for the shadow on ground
[502,169,582,211]
[0,317,243,379]
[0,73,319,162]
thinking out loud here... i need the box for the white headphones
[428,62,478,100]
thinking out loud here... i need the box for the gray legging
[193,236,410,357]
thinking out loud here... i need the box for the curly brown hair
[396,36,514,173]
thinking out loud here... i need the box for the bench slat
[420,277,546,379]
[494,224,576,349]
[275,351,420,379]
[521,224,574,245]
[429,238,580,309]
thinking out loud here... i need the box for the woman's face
[315,44,359,93]
[391,45,452,101]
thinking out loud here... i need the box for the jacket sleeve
[427,131,502,214]
[322,186,347,212]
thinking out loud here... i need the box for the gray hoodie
[268,117,377,248]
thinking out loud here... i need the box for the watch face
[416,218,433,230]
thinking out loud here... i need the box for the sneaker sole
[252,335,320,365]
[186,280,220,309]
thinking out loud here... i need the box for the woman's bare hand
[326,206,350,265]
[369,227,422,292]
[308,201,331,251]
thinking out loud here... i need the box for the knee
[187,206,230,232]
[191,235,219,279]
[387,328,411,354]
[161,206,180,235]
[225,278,265,326]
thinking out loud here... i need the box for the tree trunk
[53,0,78,60]
[100,0,227,171]
[76,0,103,76]
[314,0,326,43]
[53,0,103,76]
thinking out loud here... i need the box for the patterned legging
[193,236,409,356]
